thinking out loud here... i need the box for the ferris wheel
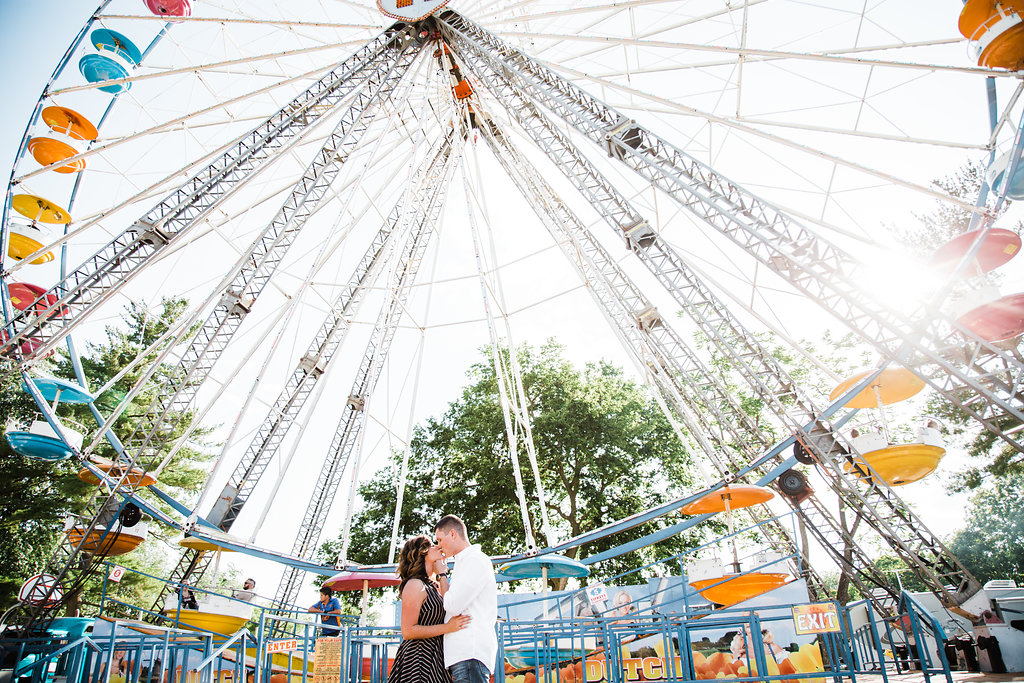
[3,0,1023,626]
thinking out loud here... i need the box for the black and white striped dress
[388,581,452,683]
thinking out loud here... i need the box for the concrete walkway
[853,672,1024,683]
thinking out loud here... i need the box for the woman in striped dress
[389,535,472,683]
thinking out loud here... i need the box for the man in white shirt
[433,515,497,683]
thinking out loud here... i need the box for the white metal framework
[2,0,1016,626]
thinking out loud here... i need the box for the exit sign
[792,603,841,634]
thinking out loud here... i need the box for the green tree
[333,341,707,588]
[0,362,92,605]
[947,471,1024,585]
[0,298,212,613]
[51,298,210,490]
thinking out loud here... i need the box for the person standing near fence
[309,587,343,636]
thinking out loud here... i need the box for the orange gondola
[78,456,157,487]
[960,0,1024,69]
[28,106,99,174]
[65,523,147,557]
[681,485,774,515]
[690,572,791,607]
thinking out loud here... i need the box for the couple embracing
[389,515,497,683]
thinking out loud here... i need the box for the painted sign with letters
[586,583,609,605]
[267,639,299,654]
[792,602,841,635]
[377,0,452,23]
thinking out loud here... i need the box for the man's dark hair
[320,586,332,597]
[434,514,468,539]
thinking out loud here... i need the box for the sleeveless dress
[388,581,452,683]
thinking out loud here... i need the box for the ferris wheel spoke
[119,35,426,467]
[5,119,335,282]
[487,0,749,27]
[477,109,831,596]
[3,26,418,362]
[47,40,368,98]
[541,62,984,210]
[102,13,380,30]
[272,133,459,627]
[511,31,997,78]
[450,10,1024,464]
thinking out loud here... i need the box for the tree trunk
[64,588,82,618]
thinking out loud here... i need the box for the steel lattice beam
[1,24,417,364]
[439,13,984,613]
[271,132,458,628]
[24,28,424,626]
[475,114,834,600]
[436,11,1024,464]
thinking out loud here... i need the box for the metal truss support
[436,10,1024,464]
[443,30,981,611]
[271,134,459,629]
[149,134,460,617]
[24,33,425,626]
[474,115,832,600]
[1,23,418,363]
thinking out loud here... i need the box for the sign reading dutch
[792,602,841,635]
[377,0,452,23]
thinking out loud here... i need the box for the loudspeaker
[777,468,812,504]
[119,502,142,527]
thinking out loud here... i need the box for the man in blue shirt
[309,587,343,636]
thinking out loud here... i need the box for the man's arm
[442,552,490,615]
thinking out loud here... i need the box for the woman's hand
[433,559,449,576]
[445,614,472,633]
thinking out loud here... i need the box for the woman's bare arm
[400,580,471,640]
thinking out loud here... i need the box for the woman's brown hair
[397,535,432,591]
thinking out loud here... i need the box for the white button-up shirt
[442,544,498,672]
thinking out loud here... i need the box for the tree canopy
[947,471,1024,586]
[331,341,709,585]
[0,298,212,612]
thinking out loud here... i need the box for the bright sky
[0,0,1012,610]
[0,2,94,174]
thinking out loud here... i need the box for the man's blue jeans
[450,658,489,683]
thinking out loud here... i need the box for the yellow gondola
[7,223,54,264]
[829,367,924,408]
